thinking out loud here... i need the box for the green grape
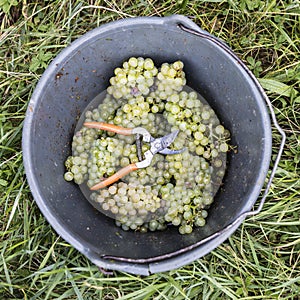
[184,225,193,234]
[128,57,138,68]
[64,172,74,181]
[215,124,225,135]
[219,143,229,152]
[195,217,206,227]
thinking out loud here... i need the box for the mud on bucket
[22,15,284,275]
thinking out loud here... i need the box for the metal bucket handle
[102,17,286,265]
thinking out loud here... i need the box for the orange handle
[90,163,138,190]
[84,122,133,135]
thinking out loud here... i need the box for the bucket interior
[24,17,271,262]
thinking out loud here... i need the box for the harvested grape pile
[64,57,230,234]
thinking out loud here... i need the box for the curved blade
[159,147,186,155]
[161,130,180,149]
[150,130,184,155]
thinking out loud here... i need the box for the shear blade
[158,130,186,155]
[160,130,180,149]
[159,147,186,155]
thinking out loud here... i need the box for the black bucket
[22,15,285,275]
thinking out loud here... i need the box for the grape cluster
[64,57,230,234]
[90,182,168,232]
[107,57,158,99]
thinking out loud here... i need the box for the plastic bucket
[22,15,285,275]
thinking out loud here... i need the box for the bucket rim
[22,15,274,275]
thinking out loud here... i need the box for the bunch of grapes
[64,57,230,234]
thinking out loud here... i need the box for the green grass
[1,0,299,299]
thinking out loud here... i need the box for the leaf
[29,57,41,72]
[0,0,18,13]
[41,51,53,62]
[246,56,255,65]
[0,179,8,186]
[236,287,244,296]
[1,2,10,14]
[258,78,298,97]
[294,96,300,103]
[179,0,188,8]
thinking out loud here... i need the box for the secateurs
[84,122,186,190]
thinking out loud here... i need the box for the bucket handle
[101,21,286,265]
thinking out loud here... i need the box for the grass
[0,0,299,299]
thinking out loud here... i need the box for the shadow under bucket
[22,15,284,275]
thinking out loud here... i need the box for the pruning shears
[84,122,185,190]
